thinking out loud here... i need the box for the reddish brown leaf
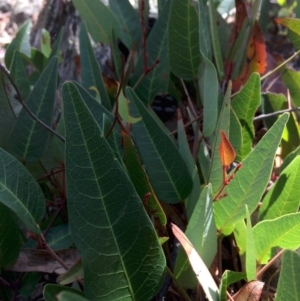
[232,21,267,92]
[219,130,236,167]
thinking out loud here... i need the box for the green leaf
[261,92,286,129]
[133,0,171,105]
[245,206,256,281]
[0,70,20,150]
[19,273,43,299]
[123,131,166,226]
[8,56,58,162]
[72,0,120,44]
[44,284,85,301]
[108,0,141,49]
[58,259,83,285]
[254,212,300,264]
[0,203,21,268]
[5,21,32,69]
[276,250,300,301]
[233,220,246,271]
[219,271,246,301]
[199,56,218,137]
[119,90,142,124]
[46,224,73,251]
[282,68,300,107]
[198,0,212,59]
[63,82,165,301]
[10,50,31,100]
[41,29,52,58]
[229,108,242,160]
[214,113,289,232]
[168,0,201,80]
[208,0,224,79]
[280,145,300,172]
[208,83,232,195]
[79,22,111,110]
[231,73,261,160]
[174,185,217,289]
[126,87,193,203]
[259,156,300,221]
[276,17,300,35]
[48,27,63,64]
[0,148,45,234]
[178,117,201,219]
[57,291,89,301]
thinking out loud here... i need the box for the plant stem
[165,266,192,301]
[253,106,300,121]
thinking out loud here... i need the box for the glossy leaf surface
[63,82,165,301]
[0,148,45,234]
[8,56,58,162]
[168,0,201,80]
[276,250,300,301]
[72,0,120,44]
[254,212,300,264]
[79,22,111,110]
[214,113,289,231]
[259,156,300,221]
[174,185,217,289]
[127,87,193,203]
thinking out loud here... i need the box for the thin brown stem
[254,106,300,121]
[105,56,125,139]
[165,266,192,301]
[180,79,197,118]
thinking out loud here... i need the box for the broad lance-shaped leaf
[62,82,165,301]
[126,87,193,203]
[214,113,289,232]
[79,22,111,110]
[276,250,300,301]
[133,0,171,105]
[254,213,300,264]
[168,0,201,80]
[5,20,32,69]
[108,0,141,49]
[122,131,166,226]
[10,50,31,100]
[0,148,45,234]
[199,56,218,137]
[8,56,58,162]
[72,0,120,45]
[231,73,261,160]
[174,185,217,289]
[259,156,300,221]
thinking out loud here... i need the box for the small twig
[180,79,197,118]
[165,266,193,301]
[260,49,300,82]
[0,276,11,288]
[105,56,125,139]
[256,249,284,279]
[0,63,65,142]
[231,49,300,98]
[254,106,300,121]
[169,114,203,136]
[140,0,148,74]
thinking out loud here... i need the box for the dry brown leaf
[234,280,264,301]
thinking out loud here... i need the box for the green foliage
[1,0,300,300]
